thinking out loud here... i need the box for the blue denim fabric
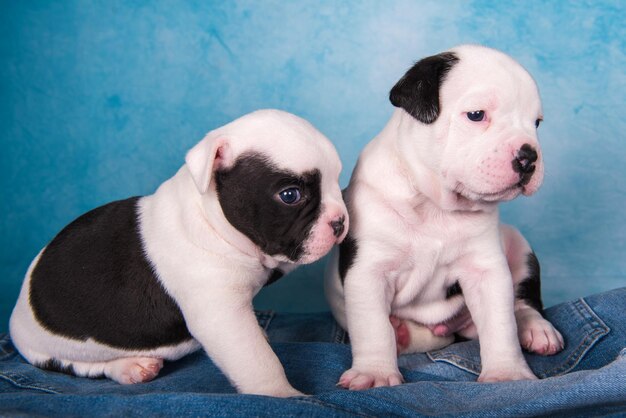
[1,288,625,417]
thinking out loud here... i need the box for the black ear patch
[389,52,459,124]
[215,152,322,262]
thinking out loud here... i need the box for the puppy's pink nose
[330,216,345,238]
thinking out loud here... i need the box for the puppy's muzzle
[330,216,346,238]
[513,144,538,186]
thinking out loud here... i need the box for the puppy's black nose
[330,216,345,238]
[513,144,538,175]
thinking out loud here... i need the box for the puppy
[325,45,563,389]
[10,109,348,397]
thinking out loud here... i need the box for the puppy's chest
[391,215,482,304]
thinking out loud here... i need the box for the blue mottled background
[1,1,624,331]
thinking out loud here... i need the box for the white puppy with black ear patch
[10,109,348,397]
[325,45,563,389]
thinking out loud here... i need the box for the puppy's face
[390,45,544,206]
[186,110,347,264]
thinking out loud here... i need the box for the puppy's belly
[12,300,201,364]
[389,261,467,325]
[392,295,466,326]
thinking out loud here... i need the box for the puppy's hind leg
[39,357,164,384]
[102,357,164,384]
[501,225,564,356]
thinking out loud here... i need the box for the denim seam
[293,397,373,417]
[0,371,61,394]
[539,298,610,378]
[425,352,481,376]
[357,391,430,417]
[0,334,14,360]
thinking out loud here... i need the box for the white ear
[185,134,231,194]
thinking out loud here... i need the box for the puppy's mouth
[454,182,523,204]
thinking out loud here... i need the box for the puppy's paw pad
[338,368,403,390]
[107,357,163,384]
[519,317,564,356]
[130,358,163,383]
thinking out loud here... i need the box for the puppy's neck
[200,190,286,269]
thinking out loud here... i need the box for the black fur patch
[38,359,76,376]
[446,281,463,299]
[516,252,544,312]
[29,197,193,350]
[215,152,322,262]
[338,234,358,285]
[389,52,459,124]
[264,269,284,287]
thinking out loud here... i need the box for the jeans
[1,288,624,417]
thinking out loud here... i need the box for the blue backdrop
[1,1,624,332]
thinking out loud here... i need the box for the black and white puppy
[325,45,563,389]
[10,109,348,397]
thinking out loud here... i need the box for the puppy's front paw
[337,367,404,390]
[478,363,537,382]
[518,314,564,356]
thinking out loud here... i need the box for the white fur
[326,45,561,389]
[11,109,347,397]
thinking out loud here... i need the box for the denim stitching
[332,323,342,344]
[0,335,62,393]
[332,322,348,344]
[0,334,16,360]
[540,298,610,377]
[293,397,373,417]
[426,351,481,375]
[0,371,61,394]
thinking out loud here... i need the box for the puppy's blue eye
[278,188,301,205]
[535,119,542,128]
[467,110,485,122]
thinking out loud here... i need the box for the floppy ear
[185,134,232,194]
[389,52,459,124]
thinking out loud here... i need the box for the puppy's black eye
[535,119,542,128]
[277,187,302,205]
[467,110,485,122]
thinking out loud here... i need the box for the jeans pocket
[426,340,482,376]
[426,298,610,378]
